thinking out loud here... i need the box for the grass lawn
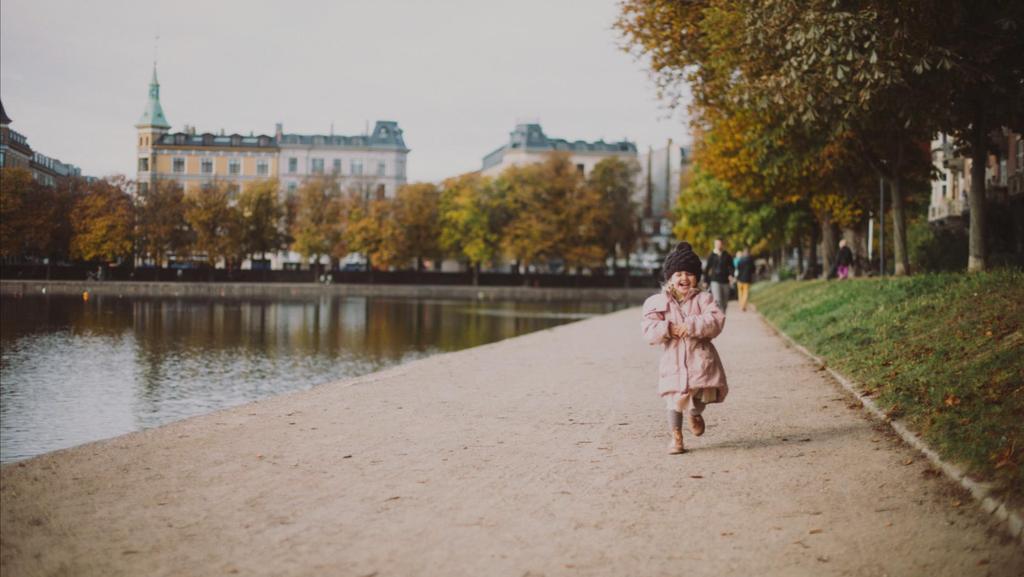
[752,270,1023,501]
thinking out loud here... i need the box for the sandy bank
[2,307,1021,576]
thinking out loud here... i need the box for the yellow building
[135,66,277,195]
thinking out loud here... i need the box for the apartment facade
[276,121,409,199]
[135,68,278,196]
[634,141,690,270]
[1,99,81,186]
[481,123,637,178]
[929,129,1024,226]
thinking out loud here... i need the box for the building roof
[483,123,636,170]
[136,66,171,129]
[277,120,408,151]
[157,132,277,149]
[0,98,11,125]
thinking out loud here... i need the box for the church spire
[136,64,170,129]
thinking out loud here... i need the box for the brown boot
[668,428,685,454]
[688,413,705,437]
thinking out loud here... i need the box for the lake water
[0,293,628,463]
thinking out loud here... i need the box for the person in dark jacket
[835,239,854,280]
[735,248,755,311]
[703,239,735,313]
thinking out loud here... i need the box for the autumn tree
[135,178,187,266]
[183,181,243,269]
[290,176,342,273]
[237,179,284,263]
[344,194,400,270]
[1,168,57,260]
[499,153,606,273]
[587,157,640,272]
[616,0,944,275]
[69,178,134,263]
[391,182,442,271]
[438,173,505,284]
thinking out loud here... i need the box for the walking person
[736,248,755,311]
[703,239,735,313]
[642,242,729,454]
[835,239,854,280]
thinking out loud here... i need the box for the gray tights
[667,396,707,429]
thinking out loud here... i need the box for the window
[288,157,298,174]
[377,161,386,176]
[138,157,150,171]
[257,160,269,176]
[576,163,586,176]
[229,158,241,175]
[227,183,240,196]
[138,182,149,194]
[1017,140,1023,173]
[287,182,297,192]
[333,159,342,174]
[351,160,363,175]
[311,158,324,174]
[396,159,406,179]
[376,184,386,200]
[201,159,214,174]
[173,158,185,173]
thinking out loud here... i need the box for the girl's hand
[670,323,687,339]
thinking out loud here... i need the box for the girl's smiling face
[669,270,698,293]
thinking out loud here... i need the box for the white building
[634,140,691,270]
[277,120,409,199]
[929,134,970,226]
[481,123,637,178]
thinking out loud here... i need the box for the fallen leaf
[720,531,734,536]
[943,394,961,407]
[978,559,989,566]
[384,496,401,502]
[951,499,962,508]
[902,458,914,465]
[809,528,823,534]
[816,556,830,563]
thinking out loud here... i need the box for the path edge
[754,309,1024,544]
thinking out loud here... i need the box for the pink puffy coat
[641,288,729,402]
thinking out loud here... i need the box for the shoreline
[0,279,652,303]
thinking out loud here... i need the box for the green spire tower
[135,64,170,194]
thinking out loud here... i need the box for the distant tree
[290,176,341,271]
[237,179,284,263]
[438,173,505,283]
[500,153,604,273]
[184,181,243,268]
[135,178,187,266]
[69,178,134,263]
[344,194,400,270]
[0,167,56,259]
[391,182,442,271]
[587,157,640,273]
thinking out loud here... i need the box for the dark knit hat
[662,241,702,281]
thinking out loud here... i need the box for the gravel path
[2,306,1021,576]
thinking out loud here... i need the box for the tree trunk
[805,235,818,280]
[795,243,804,276]
[968,113,989,272]
[820,214,836,279]
[472,262,480,286]
[889,177,910,276]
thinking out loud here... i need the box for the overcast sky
[1,0,690,182]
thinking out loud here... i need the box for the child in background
[642,242,729,454]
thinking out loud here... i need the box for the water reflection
[0,294,626,463]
